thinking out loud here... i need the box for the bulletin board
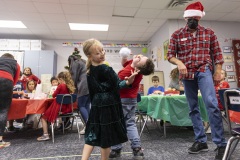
[142,71,165,96]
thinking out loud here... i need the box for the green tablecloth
[137,95,208,126]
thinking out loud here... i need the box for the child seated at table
[215,69,230,110]
[147,76,164,95]
[8,71,26,132]
[48,76,59,98]
[22,80,38,129]
[37,71,75,141]
[24,80,36,95]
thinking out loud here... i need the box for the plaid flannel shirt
[167,25,224,80]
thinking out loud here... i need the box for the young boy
[109,47,154,159]
[48,76,58,98]
[147,75,164,95]
[8,71,25,132]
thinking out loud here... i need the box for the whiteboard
[0,50,24,70]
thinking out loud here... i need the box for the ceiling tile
[89,6,113,16]
[22,21,48,29]
[219,13,240,21]
[46,22,69,29]
[12,12,43,21]
[202,12,228,21]
[88,0,115,6]
[107,31,126,37]
[128,26,148,32]
[113,7,137,17]
[33,2,63,13]
[41,13,67,22]
[65,15,89,23]
[150,19,166,27]
[135,9,161,18]
[59,0,88,5]
[115,0,142,7]
[110,17,133,25]
[108,25,129,32]
[62,4,88,15]
[5,1,37,12]
[51,29,72,36]
[131,18,153,26]
[158,10,183,19]
[141,0,170,9]
[211,1,240,12]
[124,32,142,38]
[89,16,111,24]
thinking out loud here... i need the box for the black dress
[84,64,128,148]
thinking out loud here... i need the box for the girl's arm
[32,75,41,84]
[52,84,62,98]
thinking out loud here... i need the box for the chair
[135,93,150,137]
[51,94,80,143]
[222,89,240,160]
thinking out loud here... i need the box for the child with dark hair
[12,71,25,98]
[8,71,26,132]
[48,76,59,98]
[0,53,21,148]
[50,76,59,86]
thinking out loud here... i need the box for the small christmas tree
[64,47,81,70]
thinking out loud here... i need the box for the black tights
[0,78,13,136]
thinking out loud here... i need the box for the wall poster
[232,40,240,87]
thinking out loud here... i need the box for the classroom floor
[1,119,240,160]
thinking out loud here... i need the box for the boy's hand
[125,68,140,85]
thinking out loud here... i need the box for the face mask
[187,18,198,30]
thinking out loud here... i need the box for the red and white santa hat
[183,1,205,18]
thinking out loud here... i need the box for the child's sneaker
[37,134,50,141]
[8,126,17,132]
[109,149,121,159]
[133,147,144,159]
[80,127,85,135]
[0,141,11,148]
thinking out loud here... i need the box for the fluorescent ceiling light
[69,23,109,31]
[0,20,27,28]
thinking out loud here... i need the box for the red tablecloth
[8,98,78,120]
[7,99,54,120]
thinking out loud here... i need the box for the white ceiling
[0,0,240,42]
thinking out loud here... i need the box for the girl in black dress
[81,38,139,160]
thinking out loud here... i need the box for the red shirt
[167,25,224,80]
[215,81,230,110]
[118,60,143,98]
[21,74,41,89]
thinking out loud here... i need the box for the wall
[43,40,145,75]
[150,19,240,89]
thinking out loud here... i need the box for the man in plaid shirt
[167,2,226,160]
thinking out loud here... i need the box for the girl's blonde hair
[82,38,103,74]
[57,71,75,94]
[170,68,179,80]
